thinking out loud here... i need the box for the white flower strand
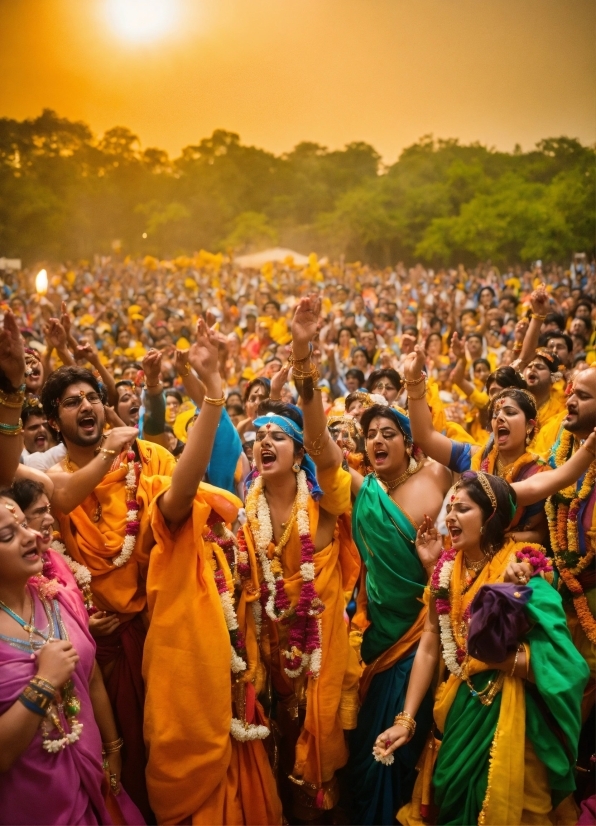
[42,721,84,753]
[112,458,139,568]
[230,717,270,742]
[436,556,463,678]
[50,540,92,590]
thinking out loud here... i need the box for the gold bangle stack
[531,313,546,321]
[99,447,117,461]
[393,711,417,738]
[0,418,23,436]
[405,376,427,401]
[102,737,124,755]
[0,388,25,408]
[203,393,226,407]
[30,676,57,696]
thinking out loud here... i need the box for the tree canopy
[0,110,593,265]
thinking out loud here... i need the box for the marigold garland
[546,430,596,644]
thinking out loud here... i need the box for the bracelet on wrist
[0,418,23,436]
[531,313,546,321]
[404,374,425,386]
[145,381,163,389]
[203,393,226,407]
[407,385,427,400]
[102,736,124,754]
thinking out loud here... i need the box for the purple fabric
[577,795,596,825]
[0,584,144,825]
[467,583,532,663]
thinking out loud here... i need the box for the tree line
[0,109,593,266]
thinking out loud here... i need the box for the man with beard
[545,366,596,801]
[39,321,268,825]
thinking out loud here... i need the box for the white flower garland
[230,717,270,742]
[436,555,463,678]
[112,455,140,567]
[50,540,92,590]
[42,720,84,753]
[246,470,323,680]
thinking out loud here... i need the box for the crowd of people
[0,252,594,826]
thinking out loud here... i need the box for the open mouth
[448,526,462,542]
[496,425,510,444]
[129,406,140,423]
[78,415,97,433]
[34,434,47,447]
[260,449,276,468]
[373,448,388,464]
[22,548,39,561]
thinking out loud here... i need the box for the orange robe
[239,466,360,815]
[56,440,281,825]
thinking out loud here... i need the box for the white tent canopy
[233,247,310,268]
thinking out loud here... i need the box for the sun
[106,0,180,44]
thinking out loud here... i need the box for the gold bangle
[145,381,162,389]
[407,386,426,401]
[404,375,425,386]
[288,346,313,365]
[305,425,329,457]
[0,393,25,409]
[102,736,124,754]
[531,313,546,321]
[203,393,226,407]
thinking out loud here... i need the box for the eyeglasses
[59,391,103,410]
[373,382,397,392]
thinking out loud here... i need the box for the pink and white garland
[211,532,269,743]
[49,539,96,613]
[245,470,324,680]
[430,549,466,678]
[112,451,140,568]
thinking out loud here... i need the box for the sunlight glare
[106,0,179,44]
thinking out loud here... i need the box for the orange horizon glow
[0,0,594,163]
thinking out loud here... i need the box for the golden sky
[1,0,594,162]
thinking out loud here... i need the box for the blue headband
[249,412,323,500]
[384,406,412,443]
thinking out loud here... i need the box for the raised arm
[449,332,475,397]
[140,349,167,443]
[512,285,550,372]
[49,426,139,514]
[158,320,224,526]
[76,340,118,407]
[512,430,596,506]
[291,296,342,472]
[0,311,26,486]
[403,347,454,467]
[174,348,205,407]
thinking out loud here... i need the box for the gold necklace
[464,554,487,573]
[375,456,422,492]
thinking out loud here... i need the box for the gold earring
[292,462,300,473]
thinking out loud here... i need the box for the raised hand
[102,425,139,455]
[415,514,443,571]
[271,363,290,399]
[0,310,26,389]
[529,283,550,318]
[60,301,72,336]
[402,346,426,382]
[291,295,321,350]
[188,318,221,393]
[174,348,191,377]
[44,318,69,352]
[141,348,163,387]
[450,331,465,361]
[75,339,100,367]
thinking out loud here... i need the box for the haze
[1,0,594,161]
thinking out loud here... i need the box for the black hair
[472,358,491,372]
[456,472,516,556]
[263,299,280,312]
[352,346,371,364]
[544,312,566,331]
[345,368,365,386]
[337,326,354,342]
[467,332,484,344]
[244,377,271,403]
[41,366,105,421]
[21,397,46,426]
[487,387,537,427]
[165,389,183,405]
[485,366,527,394]
[546,332,573,354]
[6,478,46,512]
[360,403,411,444]
[402,326,419,338]
[366,368,403,394]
